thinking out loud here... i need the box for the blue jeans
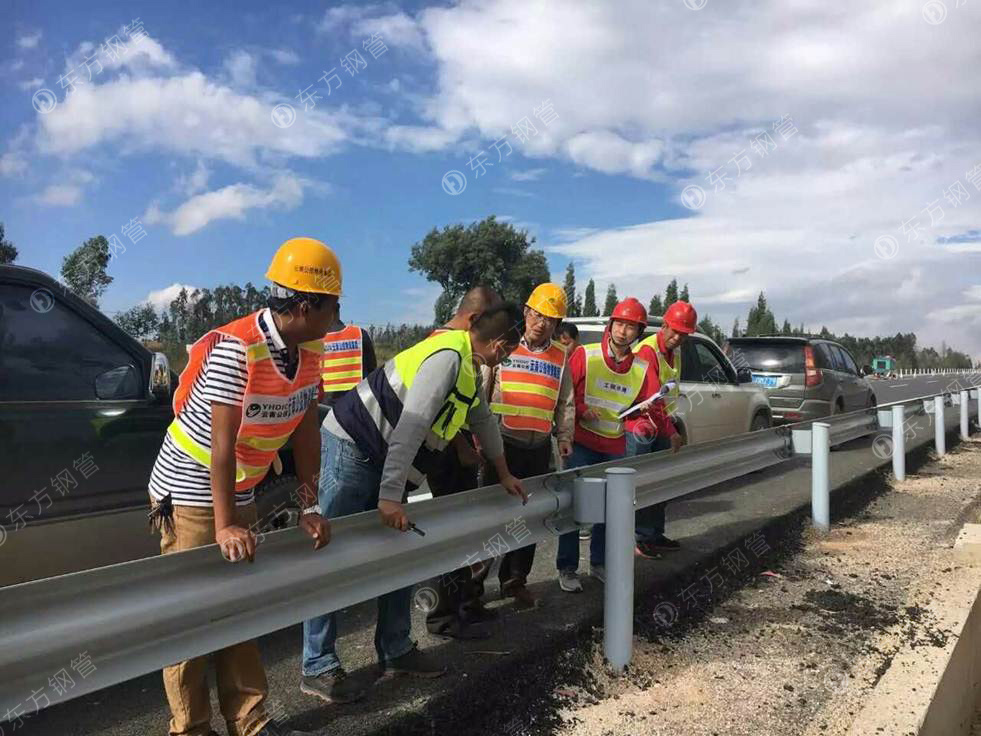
[625,432,671,543]
[556,444,623,572]
[302,429,415,675]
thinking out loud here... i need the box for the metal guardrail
[1,385,978,717]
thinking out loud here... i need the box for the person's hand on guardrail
[670,434,684,453]
[378,499,410,531]
[216,525,256,563]
[558,440,573,458]
[298,513,331,550]
[500,474,528,504]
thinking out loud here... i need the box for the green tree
[664,278,679,305]
[61,236,113,306]
[408,216,550,324]
[731,318,741,338]
[115,303,160,341]
[583,279,598,317]
[563,262,581,317]
[745,291,777,336]
[648,293,664,318]
[680,283,690,303]
[0,222,18,264]
[781,318,793,335]
[602,283,619,316]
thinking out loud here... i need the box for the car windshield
[728,343,804,373]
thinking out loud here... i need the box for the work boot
[432,620,492,641]
[650,535,681,551]
[299,668,367,704]
[382,646,446,678]
[634,542,662,560]
[462,601,499,623]
[590,564,606,583]
[558,571,583,593]
[502,583,540,609]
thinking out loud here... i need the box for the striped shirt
[149,309,297,508]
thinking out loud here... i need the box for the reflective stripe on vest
[637,334,682,415]
[334,330,479,490]
[490,340,567,434]
[168,311,322,492]
[322,325,364,393]
[580,344,648,440]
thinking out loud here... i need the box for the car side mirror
[150,352,172,399]
[95,365,140,400]
[861,365,873,376]
[736,367,754,384]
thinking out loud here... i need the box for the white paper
[616,381,677,419]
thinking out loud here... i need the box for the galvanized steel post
[603,467,636,674]
[892,405,905,481]
[961,390,970,440]
[935,395,946,456]
[811,422,831,532]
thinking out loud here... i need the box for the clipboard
[616,381,677,419]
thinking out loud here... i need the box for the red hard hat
[663,300,697,334]
[611,297,648,327]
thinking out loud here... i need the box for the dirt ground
[551,438,981,736]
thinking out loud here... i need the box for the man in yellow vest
[301,304,527,699]
[556,297,664,593]
[479,282,575,608]
[320,306,377,407]
[625,300,697,558]
[147,237,335,736]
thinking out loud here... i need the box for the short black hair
[472,302,524,345]
[268,290,334,316]
[557,322,579,340]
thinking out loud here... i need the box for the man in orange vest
[556,297,664,593]
[147,237,335,736]
[479,282,575,608]
[625,300,697,557]
[320,306,377,407]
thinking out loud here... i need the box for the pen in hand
[408,523,426,537]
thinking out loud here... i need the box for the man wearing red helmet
[625,299,698,558]
[555,297,667,593]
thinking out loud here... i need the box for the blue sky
[3,0,981,356]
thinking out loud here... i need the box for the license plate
[752,374,778,388]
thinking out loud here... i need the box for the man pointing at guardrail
[147,237,336,736]
[300,303,528,702]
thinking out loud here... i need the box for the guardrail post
[892,405,906,481]
[604,467,635,674]
[961,390,970,440]
[811,422,831,532]
[935,395,946,456]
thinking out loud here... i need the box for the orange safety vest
[321,325,364,393]
[491,340,567,434]
[168,311,322,492]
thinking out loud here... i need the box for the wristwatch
[302,504,322,516]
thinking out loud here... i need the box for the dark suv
[0,265,301,587]
[725,336,876,425]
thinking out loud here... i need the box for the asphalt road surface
[11,372,980,736]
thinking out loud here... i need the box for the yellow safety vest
[637,333,682,415]
[580,343,648,439]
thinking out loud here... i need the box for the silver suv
[567,317,772,445]
[725,336,876,425]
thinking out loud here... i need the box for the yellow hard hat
[526,282,567,319]
[266,237,342,295]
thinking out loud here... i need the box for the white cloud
[510,168,546,182]
[144,173,306,235]
[175,160,211,196]
[268,48,300,65]
[17,77,44,91]
[223,50,257,88]
[146,283,200,312]
[17,31,42,49]
[33,169,96,207]
[0,152,28,177]
[564,131,663,178]
[353,12,426,52]
[68,35,177,76]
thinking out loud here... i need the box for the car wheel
[750,412,771,432]
[255,473,303,532]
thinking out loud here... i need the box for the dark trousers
[480,439,553,590]
[626,432,670,541]
[425,439,481,634]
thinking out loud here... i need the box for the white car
[566,317,772,444]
